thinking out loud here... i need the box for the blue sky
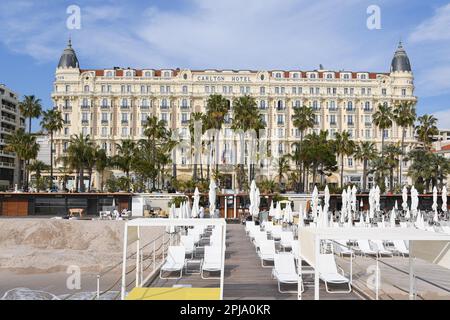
[1,0,450,131]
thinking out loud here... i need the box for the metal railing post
[376,257,379,300]
[96,275,100,300]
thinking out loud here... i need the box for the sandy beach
[0,218,164,299]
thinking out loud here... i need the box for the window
[309,73,316,79]
[82,127,88,136]
[64,128,69,136]
[205,86,210,93]
[383,129,389,138]
[161,113,168,123]
[348,115,354,125]
[277,100,284,110]
[364,101,371,110]
[343,73,350,80]
[365,129,371,139]
[260,100,266,109]
[360,74,367,80]
[181,113,189,123]
[84,85,89,93]
[181,99,188,108]
[277,128,284,138]
[277,114,284,125]
[364,115,371,124]
[292,87,297,94]
[330,114,336,125]
[82,98,89,107]
[382,88,387,95]
[125,71,132,77]
[65,85,70,92]
[182,85,188,94]
[402,88,406,96]
[293,100,300,108]
[278,143,284,154]
[348,158,353,167]
[121,127,128,137]
[102,99,108,107]
[329,101,336,110]
[144,71,152,77]
[81,112,89,122]
[101,127,108,137]
[347,101,353,111]
[121,99,128,107]
[106,71,113,77]
[163,71,171,78]
[275,87,279,94]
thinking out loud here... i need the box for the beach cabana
[298,227,450,300]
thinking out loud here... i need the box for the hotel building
[0,84,26,189]
[52,41,417,190]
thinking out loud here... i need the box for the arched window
[309,73,316,79]
[181,99,188,108]
[162,98,168,107]
[82,98,88,106]
[260,100,266,109]
[277,100,283,109]
[226,99,231,110]
[106,71,113,77]
[347,101,353,110]
[144,71,152,77]
[84,85,89,92]
[142,99,148,107]
[365,101,371,110]
[102,99,108,107]
[164,71,170,78]
[122,98,128,107]
[125,71,132,77]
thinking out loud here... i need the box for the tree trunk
[50,131,54,190]
[399,128,406,187]
[88,170,92,192]
[340,153,344,188]
[79,167,85,192]
[363,160,367,191]
[299,131,304,192]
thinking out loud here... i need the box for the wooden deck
[149,224,361,300]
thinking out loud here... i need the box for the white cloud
[409,4,450,42]
[433,109,450,129]
[0,0,392,71]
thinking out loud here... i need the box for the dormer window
[163,71,171,78]
[83,85,90,93]
[342,73,350,80]
[106,71,113,77]
[125,71,133,77]
[359,73,367,80]
[308,73,317,79]
[291,72,300,79]
[273,72,282,79]
[326,73,334,79]
[144,71,152,77]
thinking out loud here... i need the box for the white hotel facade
[52,41,417,190]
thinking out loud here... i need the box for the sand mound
[0,219,163,273]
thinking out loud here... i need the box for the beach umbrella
[360,199,364,210]
[311,186,319,222]
[442,186,448,213]
[298,203,305,227]
[365,210,370,224]
[284,203,294,224]
[381,214,385,227]
[411,186,418,217]
[351,185,357,213]
[394,200,398,211]
[209,179,217,217]
[405,208,411,221]
[254,186,260,217]
[324,185,330,213]
[432,186,438,213]
[375,185,381,212]
[269,200,275,217]
[390,209,396,228]
[275,201,282,221]
[402,186,408,211]
[369,187,375,219]
[191,187,200,218]
[341,189,347,222]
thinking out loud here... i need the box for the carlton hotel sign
[195,74,253,83]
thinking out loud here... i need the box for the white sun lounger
[201,246,222,279]
[291,240,299,263]
[245,221,255,235]
[442,226,450,235]
[253,231,268,251]
[280,232,294,251]
[392,240,409,257]
[272,253,303,293]
[180,235,195,258]
[370,240,393,257]
[160,246,186,279]
[258,239,276,267]
[318,254,352,293]
[333,240,354,258]
[262,220,273,232]
[188,228,202,245]
[271,225,283,240]
[356,239,378,257]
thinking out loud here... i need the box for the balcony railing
[140,105,150,110]
[101,120,109,125]
[160,105,169,109]
[120,105,130,109]
[363,108,373,112]
[81,120,89,125]
[81,104,91,110]
[121,120,129,125]
[347,121,354,126]
[64,120,71,125]
[101,105,111,109]
[0,162,15,168]
[330,121,337,126]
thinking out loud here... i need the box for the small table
[69,208,84,218]
[185,259,203,274]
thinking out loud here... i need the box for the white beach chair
[356,239,378,257]
[188,228,202,245]
[272,253,303,293]
[442,226,450,235]
[258,240,276,267]
[370,240,393,257]
[245,221,255,235]
[280,232,294,251]
[160,246,186,279]
[201,246,223,279]
[318,254,352,293]
[392,240,409,257]
[291,240,299,263]
[333,240,354,258]
[253,231,268,251]
[271,225,283,241]
[248,225,261,240]
[180,235,195,258]
[264,221,274,233]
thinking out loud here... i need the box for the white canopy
[432,186,438,213]
[402,186,408,211]
[191,187,200,218]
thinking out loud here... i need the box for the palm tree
[40,109,64,190]
[19,95,42,134]
[333,131,355,188]
[114,139,136,190]
[95,148,109,192]
[393,101,416,186]
[415,114,439,151]
[188,112,204,182]
[276,155,290,190]
[204,94,229,178]
[292,105,315,192]
[232,95,265,185]
[373,103,393,156]
[384,143,402,192]
[28,160,50,192]
[354,141,378,191]
[5,129,39,190]
[66,134,94,192]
